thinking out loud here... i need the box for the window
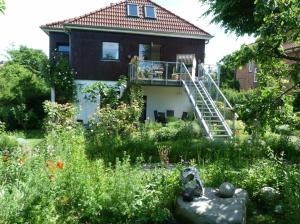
[254,68,258,82]
[139,43,161,61]
[144,6,156,19]
[248,60,253,73]
[57,44,70,54]
[102,42,119,60]
[127,4,139,17]
[139,44,151,60]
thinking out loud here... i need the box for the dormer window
[127,4,139,17]
[144,5,156,19]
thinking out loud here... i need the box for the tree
[7,46,48,76]
[0,0,5,13]
[200,0,300,134]
[0,64,49,130]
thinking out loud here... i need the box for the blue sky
[0,0,254,64]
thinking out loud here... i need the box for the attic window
[127,4,139,17]
[144,6,156,19]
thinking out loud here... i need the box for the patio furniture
[158,112,167,124]
[166,110,175,117]
[181,112,188,120]
[154,110,158,121]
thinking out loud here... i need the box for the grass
[11,129,44,147]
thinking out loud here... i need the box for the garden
[1,0,300,223]
[1,74,300,223]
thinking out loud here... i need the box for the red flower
[56,161,64,169]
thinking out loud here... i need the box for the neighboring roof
[41,0,212,40]
[283,42,300,51]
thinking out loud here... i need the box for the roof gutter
[40,26,66,35]
[63,24,214,40]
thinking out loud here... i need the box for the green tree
[0,0,5,13]
[7,46,48,76]
[200,0,300,135]
[0,64,49,130]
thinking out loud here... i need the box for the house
[41,0,235,139]
[235,43,300,90]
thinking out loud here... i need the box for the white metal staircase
[128,60,236,140]
[180,63,236,140]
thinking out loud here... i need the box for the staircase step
[213,135,231,138]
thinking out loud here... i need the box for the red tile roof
[283,42,300,50]
[41,0,212,39]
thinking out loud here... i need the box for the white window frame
[144,5,156,19]
[127,3,139,17]
[248,60,253,73]
[102,42,120,61]
[254,68,258,82]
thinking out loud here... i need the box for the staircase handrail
[200,65,234,111]
[181,63,214,115]
[180,63,214,138]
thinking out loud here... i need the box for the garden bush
[0,64,49,130]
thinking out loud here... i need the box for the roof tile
[41,0,211,38]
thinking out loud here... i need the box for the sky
[0,0,254,64]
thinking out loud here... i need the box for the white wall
[142,86,193,120]
[75,81,193,123]
[75,80,117,124]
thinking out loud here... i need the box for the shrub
[88,101,142,148]
[43,101,78,133]
[154,120,202,142]
[0,121,5,133]
[42,52,76,103]
[0,64,49,130]
[0,134,19,154]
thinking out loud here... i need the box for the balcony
[129,60,187,86]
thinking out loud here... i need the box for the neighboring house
[41,0,235,139]
[235,43,300,90]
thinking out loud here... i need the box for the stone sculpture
[218,182,235,198]
[181,167,204,202]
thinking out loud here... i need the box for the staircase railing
[179,63,213,139]
[198,64,238,136]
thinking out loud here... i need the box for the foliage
[83,76,127,108]
[1,114,300,223]
[86,81,144,149]
[200,0,259,36]
[89,101,142,148]
[0,0,5,13]
[43,101,78,133]
[0,63,49,130]
[42,52,76,103]
[201,0,300,135]
[0,134,19,155]
[7,46,48,76]
[0,117,179,223]
[154,120,202,142]
[0,121,5,134]
[219,61,240,90]
[293,90,300,112]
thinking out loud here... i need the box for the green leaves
[0,0,5,13]
[0,63,49,130]
[42,52,76,103]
